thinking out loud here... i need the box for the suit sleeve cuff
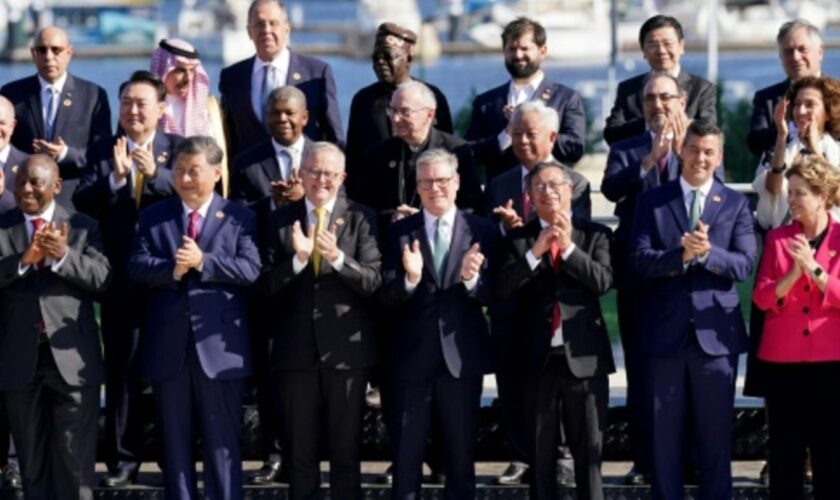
[462,273,479,291]
[497,130,512,151]
[560,243,576,261]
[404,275,419,293]
[109,172,128,192]
[50,251,68,272]
[56,144,68,162]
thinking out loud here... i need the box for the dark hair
[501,17,546,48]
[785,76,840,140]
[638,15,684,48]
[683,119,725,147]
[174,136,224,166]
[525,161,570,190]
[119,70,166,102]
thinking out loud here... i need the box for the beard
[505,59,541,79]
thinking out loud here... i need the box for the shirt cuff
[109,172,127,192]
[292,254,309,274]
[18,263,30,276]
[462,274,479,291]
[50,251,68,272]
[697,251,710,265]
[329,250,345,272]
[561,243,576,261]
[525,249,541,270]
[404,275,419,293]
[56,144,68,162]
[497,129,512,151]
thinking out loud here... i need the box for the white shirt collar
[272,134,305,156]
[24,200,57,223]
[509,71,545,96]
[253,48,290,75]
[126,132,155,151]
[182,194,215,219]
[679,175,714,199]
[423,204,457,231]
[305,195,338,217]
[0,145,10,164]
[38,73,68,94]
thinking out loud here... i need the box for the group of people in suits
[0,0,837,498]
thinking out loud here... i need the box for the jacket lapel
[442,210,469,287]
[665,182,690,234]
[260,143,282,182]
[52,74,75,140]
[700,181,726,228]
[27,77,45,138]
[7,210,28,255]
[409,214,438,287]
[816,218,840,272]
[196,195,225,249]
[321,197,349,276]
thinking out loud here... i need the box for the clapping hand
[460,243,484,281]
[291,220,315,262]
[402,239,423,284]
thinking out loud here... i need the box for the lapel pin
[157,154,167,163]
[215,210,225,220]
[11,165,18,174]
[830,250,837,258]
[541,89,551,100]
[388,160,396,168]
[62,99,72,107]
[292,72,301,81]
[712,195,722,203]
[335,217,345,226]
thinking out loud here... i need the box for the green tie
[311,207,327,276]
[689,189,702,230]
[433,218,448,280]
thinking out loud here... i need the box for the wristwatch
[770,164,787,174]
[810,266,824,279]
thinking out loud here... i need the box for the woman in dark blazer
[753,157,840,500]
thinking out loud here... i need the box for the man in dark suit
[0,154,110,500]
[747,19,824,157]
[465,17,585,181]
[497,161,615,500]
[484,99,590,486]
[603,15,716,146]
[353,81,483,230]
[129,137,261,500]
[346,22,453,176]
[382,148,495,500]
[72,70,182,487]
[632,120,755,500]
[0,26,111,209]
[219,0,343,158]
[262,142,381,499]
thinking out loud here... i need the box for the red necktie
[550,242,562,335]
[522,190,532,220]
[187,211,200,240]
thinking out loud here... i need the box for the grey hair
[416,148,458,177]
[247,0,287,24]
[302,141,345,171]
[394,80,437,109]
[175,136,224,166]
[777,19,823,47]
[510,101,559,133]
[266,86,307,111]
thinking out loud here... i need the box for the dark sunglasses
[32,45,67,56]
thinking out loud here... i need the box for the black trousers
[2,343,99,500]
[276,367,370,500]
[529,349,608,500]
[766,361,840,500]
[247,293,283,461]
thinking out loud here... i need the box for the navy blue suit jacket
[1,73,112,208]
[0,146,28,214]
[747,79,789,157]
[465,79,585,180]
[229,137,311,208]
[603,70,717,145]
[631,180,755,356]
[382,210,496,381]
[128,195,261,382]
[219,53,344,158]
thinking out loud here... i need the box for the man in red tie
[497,161,615,500]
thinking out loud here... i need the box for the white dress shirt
[19,201,67,274]
[37,73,69,161]
[404,206,478,292]
[497,71,546,151]
[271,134,305,181]
[109,133,156,193]
[292,196,345,273]
[251,48,290,119]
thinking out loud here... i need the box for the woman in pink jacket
[753,157,840,500]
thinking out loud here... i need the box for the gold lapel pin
[712,195,722,203]
[11,165,18,174]
[388,160,396,168]
[215,210,225,219]
[157,154,167,163]
[292,72,301,81]
[335,217,345,226]
[541,89,551,100]
[62,99,72,107]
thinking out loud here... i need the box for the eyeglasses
[301,169,342,181]
[531,180,569,193]
[417,177,454,190]
[386,106,428,119]
[32,45,67,56]
[643,92,681,104]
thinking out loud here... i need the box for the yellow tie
[311,207,327,276]
[133,169,145,209]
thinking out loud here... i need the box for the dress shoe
[623,467,648,486]
[556,461,575,487]
[428,470,446,484]
[100,461,139,487]
[249,457,283,485]
[376,464,394,485]
[495,462,529,485]
[2,461,21,489]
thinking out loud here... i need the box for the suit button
[804,285,811,292]
[803,307,809,314]
[803,328,810,336]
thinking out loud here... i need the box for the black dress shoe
[624,467,648,486]
[249,458,283,485]
[495,462,529,485]
[428,470,446,484]
[100,461,140,487]
[2,461,21,489]
[759,461,769,486]
[376,464,393,485]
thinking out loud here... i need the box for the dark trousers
[392,374,482,500]
[154,345,245,500]
[616,288,650,474]
[492,319,531,465]
[276,367,369,500]
[247,294,283,461]
[529,349,607,500]
[2,343,98,500]
[765,362,840,500]
[649,336,737,500]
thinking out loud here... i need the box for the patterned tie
[689,189,702,230]
[187,210,200,240]
[260,65,278,125]
[311,207,327,276]
[433,218,449,280]
[549,241,562,338]
[44,87,57,140]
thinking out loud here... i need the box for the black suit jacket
[229,137,312,207]
[262,197,382,370]
[1,73,112,208]
[219,53,344,158]
[747,79,789,157]
[465,78,586,180]
[353,128,484,230]
[0,205,110,389]
[603,70,717,145]
[0,146,28,214]
[381,210,496,381]
[497,218,615,378]
[346,79,453,175]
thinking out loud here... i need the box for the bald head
[31,27,73,83]
[14,154,62,215]
[0,96,15,152]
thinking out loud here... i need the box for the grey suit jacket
[0,205,110,389]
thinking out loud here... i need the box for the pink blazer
[753,218,840,362]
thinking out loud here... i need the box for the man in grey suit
[0,154,110,499]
